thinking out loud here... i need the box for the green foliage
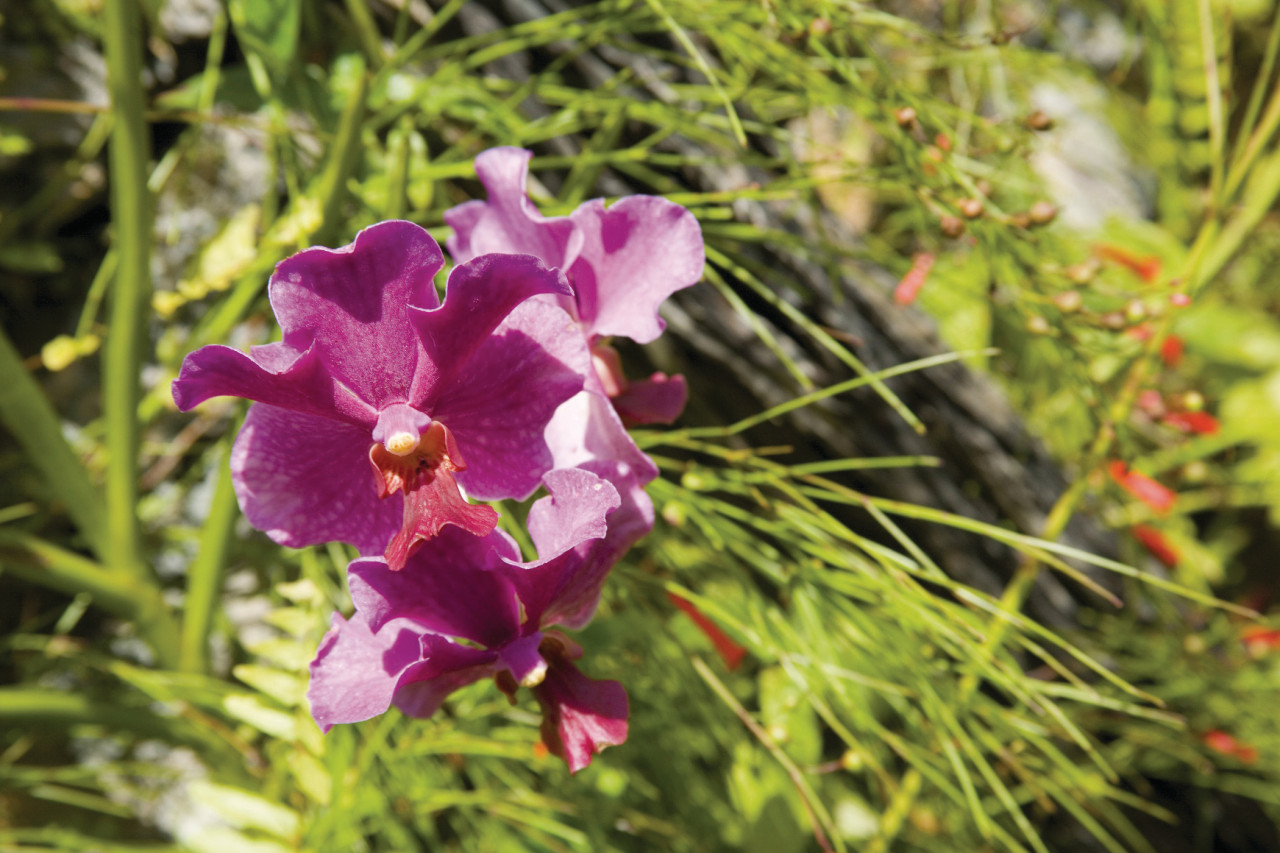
[4,0,1280,851]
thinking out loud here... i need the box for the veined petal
[172,339,377,427]
[435,300,591,501]
[349,528,523,646]
[569,196,704,344]
[444,147,582,270]
[538,459,654,630]
[269,220,444,411]
[307,612,429,731]
[392,633,501,718]
[173,221,446,423]
[409,253,574,406]
[232,404,400,554]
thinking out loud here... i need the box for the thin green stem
[101,0,152,578]
[179,437,238,674]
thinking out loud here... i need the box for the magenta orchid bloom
[308,469,630,772]
[172,221,590,570]
[445,147,704,425]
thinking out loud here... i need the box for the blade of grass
[0,329,108,556]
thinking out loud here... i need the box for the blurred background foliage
[3,0,1280,850]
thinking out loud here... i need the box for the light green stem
[101,0,152,578]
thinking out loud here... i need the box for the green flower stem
[180,437,238,674]
[0,329,108,556]
[0,531,179,669]
[101,0,152,579]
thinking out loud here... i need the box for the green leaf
[228,0,301,77]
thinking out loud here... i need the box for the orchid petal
[232,403,400,554]
[569,196,704,343]
[307,612,429,731]
[444,147,581,270]
[349,528,523,646]
[533,650,629,774]
[436,300,591,501]
[611,372,689,425]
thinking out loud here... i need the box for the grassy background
[3,0,1280,850]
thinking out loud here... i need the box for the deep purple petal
[533,651,629,774]
[436,300,591,501]
[569,196,703,343]
[307,612,429,731]
[231,403,401,554]
[611,372,689,426]
[172,340,378,427]
[444,147,581,269]
[392,634,501,719]
[349,527,523,646]
[269,220,443,411]
[410,253,573,407]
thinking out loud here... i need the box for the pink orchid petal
[410,253,573,405]
[231,403,401,554]
[533,653,629,774]
[444,147,582,270]
[307,612,429,731]
[569,196,704,343]
[269,220,444,411]
[349,528,523,645]
[436,300,592,501]
[610,372,688,425]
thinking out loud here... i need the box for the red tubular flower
[1095,244,1162,283]
[1242,625,1280,656]
[1161,335,1184,367]
[1132,525,1179,568]
[1109,461,1178,514]
[1202,730,1259,764]
[894,252,936,306]
[1162,410,1219,435]
[668,592,747,670]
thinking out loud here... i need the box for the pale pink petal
[569,196,703,344]
[444,147,581,269]
[307,612,429,731]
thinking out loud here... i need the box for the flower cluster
[173,148,703,772]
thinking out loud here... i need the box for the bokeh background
[4,0,1280,850]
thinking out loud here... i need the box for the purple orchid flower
[308,468,630,772]
[172,221,590,570]
[444,146,704,425]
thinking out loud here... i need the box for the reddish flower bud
[1161,335,1184,367]
[668,593,747,670]
[1132,525,1178,568]
[1109,461,1178,514]
[894,252,936,306]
